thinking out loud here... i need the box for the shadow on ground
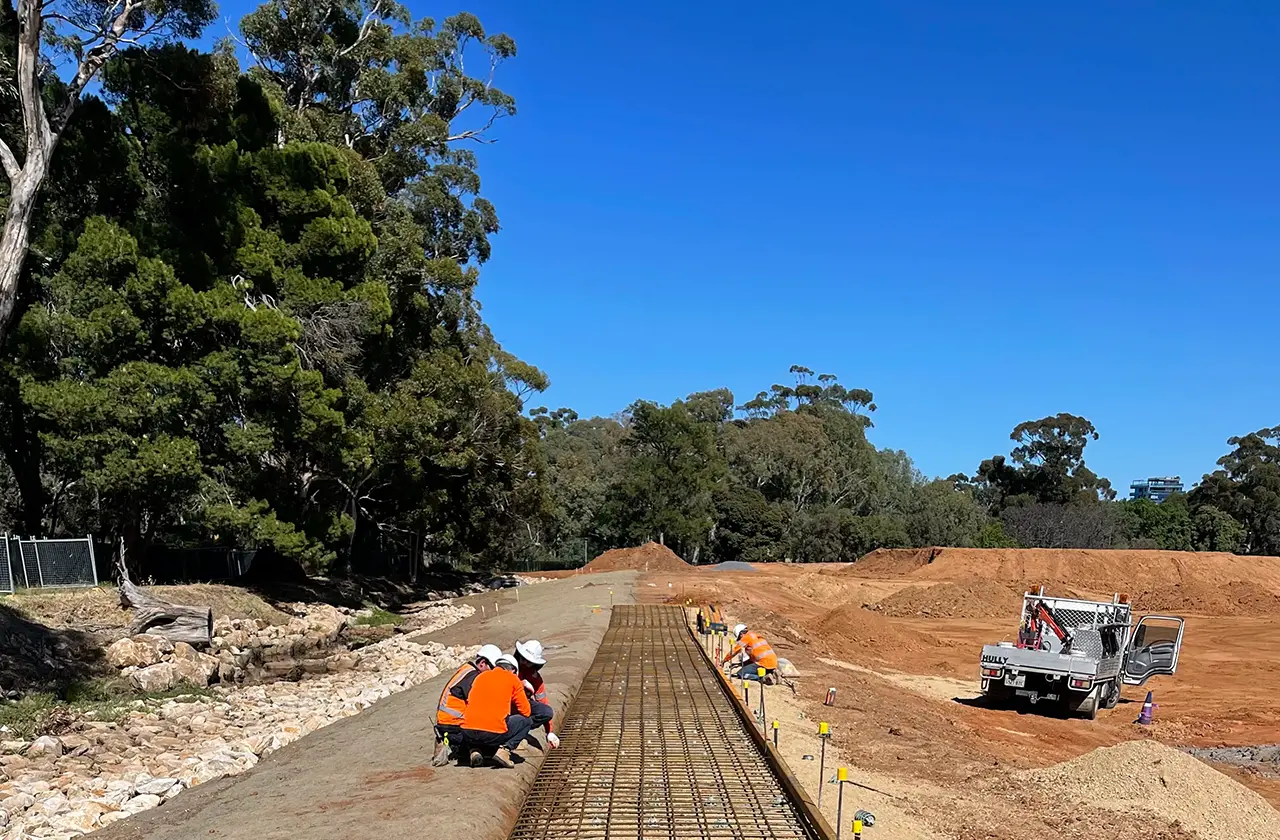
[0,603,107,695]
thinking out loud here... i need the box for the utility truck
[978,587,1185,719]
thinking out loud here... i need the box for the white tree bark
[0,0,146,343]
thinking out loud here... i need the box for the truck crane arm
[1016,599,1074,650]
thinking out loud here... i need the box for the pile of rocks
[0,606,474,839]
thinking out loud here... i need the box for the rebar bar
[507,605,825,839]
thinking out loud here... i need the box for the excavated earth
[635,546,1280,839]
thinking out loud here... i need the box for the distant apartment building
[1129,476,1184,503]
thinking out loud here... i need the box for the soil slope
[584,542,690,572]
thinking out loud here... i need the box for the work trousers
[530,701,553,730]
[435,723,462,744]
[460,714,535,753]
[735,663,776,682]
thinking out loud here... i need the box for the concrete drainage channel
[506,604,833,840]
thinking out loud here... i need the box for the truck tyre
[1067,687,1100,720]
[1102,679,1121,710]
[983,681,1013,709]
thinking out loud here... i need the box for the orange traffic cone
[1135,690,1154,725]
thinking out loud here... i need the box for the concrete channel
[506,604,834,840]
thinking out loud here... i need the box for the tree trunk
[116,559,212,647]
[0,171,42,344]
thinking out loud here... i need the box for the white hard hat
[733,624,747,637]
[495,653,519,671]
[476,644,503,666]
[515,639,546,665]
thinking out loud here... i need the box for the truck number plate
[1004,674,1026,688]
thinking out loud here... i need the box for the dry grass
[5,583,292,630]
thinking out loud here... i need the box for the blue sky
[220,1,1280,490]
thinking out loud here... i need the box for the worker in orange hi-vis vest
[432,644,502,766]
[459,654,534,769]
[721,623,779,684]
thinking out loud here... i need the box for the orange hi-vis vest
[461,669,531,734]
[732,630,778,670]
[436,663,478,725]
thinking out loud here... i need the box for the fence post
[87,536,99,586]
[17,536,28,588]
[32,537,45,587]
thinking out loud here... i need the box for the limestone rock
[27,737,62,759]
[106,637,162,669]
[0,793,34,814]
[133,776,178,796]
[121,793,161,815]
[129,663,180,693]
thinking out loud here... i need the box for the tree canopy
[0,4,1270,577]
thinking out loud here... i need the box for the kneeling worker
[434,643,503,766]
[721,623,779,683]
[459,653,533,768]
[515,639,560,751]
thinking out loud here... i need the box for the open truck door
[1123,615,1185,686]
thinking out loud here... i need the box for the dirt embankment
[847,547,1280,615]
[584,542,690,572]
[870,581,1025,619]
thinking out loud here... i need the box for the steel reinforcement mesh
[507,604,822,840]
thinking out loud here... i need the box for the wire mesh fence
[3,535,98,591]
[0,539,12,594]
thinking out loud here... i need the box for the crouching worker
[722,623,779,684]
[515,639,560,751]
[433,643,502,766]
[459,654,533,768]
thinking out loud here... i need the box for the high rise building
[1129,476,1184,503]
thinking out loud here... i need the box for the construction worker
[459,653,534,768]
[722,623,779,683]
[432,643,502,766]
[514,639,560,750]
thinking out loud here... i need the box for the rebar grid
[507,605,819,840]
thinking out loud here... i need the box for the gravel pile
[1020,740,1280,840]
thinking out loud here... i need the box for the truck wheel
[983,682,1013,709]
[1102,679,1121,710]
[1069,687,1100,720]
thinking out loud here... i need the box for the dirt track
[641,548,1280,838]
[93,572,637,840]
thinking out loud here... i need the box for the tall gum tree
[0,0,214,342]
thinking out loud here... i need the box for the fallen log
[117,571,213,648]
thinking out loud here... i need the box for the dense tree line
[0,1,546,573]
[529,377,1280,567]
[0,2,1276,576]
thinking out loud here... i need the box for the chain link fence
[2,535,98,591]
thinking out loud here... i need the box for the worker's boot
[431,740,451,767]
[493,747,515,769]
[469,750,485,768]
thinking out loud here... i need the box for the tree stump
[118,578,213,648]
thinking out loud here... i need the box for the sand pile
[871,581,1024,619]
[816,605,939,653]
[1021,740,1280,840]
[584,542,690,572]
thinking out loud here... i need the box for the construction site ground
[639,546,1280,840]
[91,572,638,840]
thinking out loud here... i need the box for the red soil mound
[871,581,1024,619]
[584,542,690,572]
[816,604,940,653]
[846,547,1280,613]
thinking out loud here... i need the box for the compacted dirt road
[95,572,637,840]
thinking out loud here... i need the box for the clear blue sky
[222,1,1280,491]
